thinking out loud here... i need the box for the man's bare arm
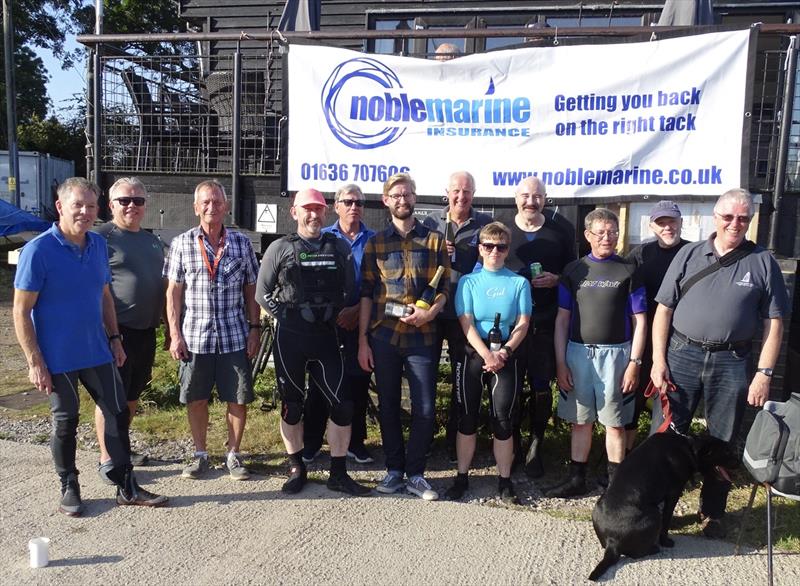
[13,289,52,394]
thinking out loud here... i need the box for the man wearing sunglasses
[92,177,166,483]
[423,171,491,463]
[302,184,377,465]
[651,188,789,538]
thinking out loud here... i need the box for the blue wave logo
[322,57,406,150]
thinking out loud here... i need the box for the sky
[38,34,86,119]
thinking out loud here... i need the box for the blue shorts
[557,341,635,427]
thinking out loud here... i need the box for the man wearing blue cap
[624,201,689,451]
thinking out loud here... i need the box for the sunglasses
[114,196,146,207]
[480,242,509,252]
[715,212,751,224]
[338,199,364,207]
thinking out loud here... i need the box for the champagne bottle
[445,211,456,263]
[415,265,445,310]
[488,313,503,351]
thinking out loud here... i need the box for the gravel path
[2,438,800,585]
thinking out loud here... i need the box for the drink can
[530,262,543,278]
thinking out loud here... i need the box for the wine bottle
[488,313,503,351]
[445,211,456,263]
[415,265,445,310]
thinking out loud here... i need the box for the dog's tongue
[715,466,732,483]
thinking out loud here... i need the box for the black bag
[743,393,800,495]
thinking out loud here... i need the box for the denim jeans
[371,336,437,478]
[666,334,751,518]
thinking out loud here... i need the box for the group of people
[12,172,788,539]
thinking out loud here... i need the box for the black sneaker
[282,465,307,494]
[346,445,375,464]
[59,474,83,517]
[499,483,519,506]
[546,475,588,498]
[445,477,468,501]
[117,485,169,507]
[327,472,371,496]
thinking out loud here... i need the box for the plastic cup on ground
[28,537,50,568]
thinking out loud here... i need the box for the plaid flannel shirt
[163,226,259,354]
[360,219,450,348]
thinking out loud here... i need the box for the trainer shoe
[376,472,405,494]
[346,445,375,464]
[327,472,371,496]
[97,460,115,486]
[59,473,83,517]
[406,475,439,501]
[181,454,209,479]
[281,465,307,494]
[117,484,168,508]
[130,451,149,467]
[226,452,251,481]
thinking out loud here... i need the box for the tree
[17,113,86,176]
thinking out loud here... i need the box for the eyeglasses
[113,196,146,207]
[387,192,414,201]
[715,212,751,224]
[480,242,509,252]
[587,230,619,240]
[338,199,364,207]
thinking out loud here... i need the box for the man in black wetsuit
[256,188,370,497]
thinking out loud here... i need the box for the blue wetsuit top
[455,266,532,340]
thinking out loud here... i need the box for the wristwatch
[756,367,774,377]
[629,358,643,366]
[248,322,262,330]
[501,345,513,356]
[108,333,123,342]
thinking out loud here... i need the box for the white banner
[287,30,751,199]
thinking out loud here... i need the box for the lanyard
[197,229,225,282]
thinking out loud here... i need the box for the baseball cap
[293,189,328,208]
[649,200,681,222]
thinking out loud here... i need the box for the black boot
[525,388,553,478]
[116,466,168,507]
[59,471,83,517]
[546,461,588,498]
[445,473,469,501]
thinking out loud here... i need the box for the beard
[390,204,414,220]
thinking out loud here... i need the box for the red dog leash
[644,380,677,433]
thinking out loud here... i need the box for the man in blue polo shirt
[302,184,377,465]
[13,177,167,517]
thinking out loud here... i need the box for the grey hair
[448,171,475,193]
[57,177,101,201]
[584,207,619,230]
[515,175,546,197]
[109,177,147,199]
[715,188,754,217]
[335,183,364,201]
[194,179,227,202]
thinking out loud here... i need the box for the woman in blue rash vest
[446,222,532,504]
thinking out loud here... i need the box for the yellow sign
[7,177,16,191]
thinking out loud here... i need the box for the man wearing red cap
[165,179,261,481]
[256,188,369,496]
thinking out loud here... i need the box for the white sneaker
[406,475,438,501]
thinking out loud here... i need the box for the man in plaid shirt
[358,172,450,501]
[164,179,261,481]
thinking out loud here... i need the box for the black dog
[588,431,738,581]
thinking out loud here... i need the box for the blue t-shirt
[322,220,375,307]
[455,266,532,339]
[14,223,113,374]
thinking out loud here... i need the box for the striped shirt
[163,226,259,354]
[360,219,450,348]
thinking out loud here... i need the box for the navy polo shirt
[14,223,113,374]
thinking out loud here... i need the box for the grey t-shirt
[93,222,166,329]
[655,235,789,343]
[256,233,355,334]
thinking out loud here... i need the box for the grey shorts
[179,350,255,405]
[557,341,635,427]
